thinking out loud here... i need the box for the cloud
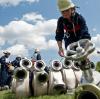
[0,44,29,58]
[89,34,100,63]
[22,12,44,23]
[0,11,100,63]
[0,12,57,56]
[22,12,57,35]
[1,11,100,62]
[92,28,97,32]
[48,40,58,50]
[0,0,39,6]
[92,34,100,48]
[0,12,100,63]
[0,37,5,46]
[7,44,29,57]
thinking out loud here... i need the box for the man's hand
[58,47,64,57]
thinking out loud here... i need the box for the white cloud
[0,44,29,60]
[22,12,57,35]
[22,12,44,23]
[0,26,4,34]
[0,12,57,57]
[0,11,100,63]
[0,20,57,49]
[4,20,33,35]
[89,34,100,63]
[0,37,5,46]
[48,40,58,50]
[1,12,100,63]
[0,0,39,6]
[92,28,97,32]
[92,34,100,47]
[7,44,29,57]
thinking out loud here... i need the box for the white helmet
[34,48,40,53]
[57,0,75,11]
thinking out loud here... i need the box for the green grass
[96,61,100,72]
[0,90,15,99]
[0,90,74,99]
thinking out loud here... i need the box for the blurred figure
[0,51,11,89]
[33,48,41,60]
[97,51,100,54]
[11,55,22,69]
[90,62,95,70]
[30,49,41,95]
[31,48,42,66]
[32,48,49,72]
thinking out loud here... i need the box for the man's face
[61,8,72,19]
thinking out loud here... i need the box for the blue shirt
[55,12,91,48]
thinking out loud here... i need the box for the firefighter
[0,51,11,89]
[55,0,91,57]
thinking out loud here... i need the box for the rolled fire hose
[20,58,32,69]
[34,60,46,72]
[62,59,73,69]
[12,67,30,98]
[75,83,100,99]
[48,65,66,95]
[32,70,48,96]
[32,60,48,96]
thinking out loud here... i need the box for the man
[0,51,11,89]
[33,48,41,61]
[55,0,91,57]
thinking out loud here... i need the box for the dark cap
[3,51,11,55]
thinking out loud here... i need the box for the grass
[0,90,15,99]
[0,90,74,99]
[96,61,100,72]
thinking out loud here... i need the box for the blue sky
[0,0,100,64]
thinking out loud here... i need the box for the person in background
[33,48,41,60]
[30,48,41,95]
[32,48,49,71]
[31,48,42,66]
[55,0,91,57]
[11,55,22,69]
[0,51,11,89]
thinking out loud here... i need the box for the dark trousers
[0,69,8,86]
[0,65,12,87]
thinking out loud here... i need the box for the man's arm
[55,17,65,57]
[57,41,63,50]
[78,14,91,40]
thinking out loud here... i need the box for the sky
[0,0,100,65]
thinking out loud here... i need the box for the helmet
[57,0,75,11]
[16,55,21,60]
[3,51,11,55]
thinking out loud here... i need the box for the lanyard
[63,23,70,38]
[63,21,77,38]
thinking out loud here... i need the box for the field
[0,90,74,99]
